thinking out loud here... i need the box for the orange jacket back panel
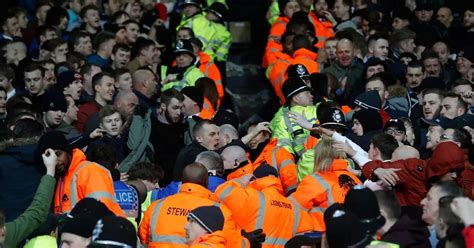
[139,183,246,248]
[292,48,320,74]
[308,12,335,49]
[198,51,224,106]
[289,159,361,230]
[215,177,319,247]
[54,149,125,217]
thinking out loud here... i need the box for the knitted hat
[317,107,347,130]
[55,70,83,91]
[206,2,228,21]
[352,109,383,133]
[70,198,114,220]
[188,206,225,233]
[41,89,68,113]
[180,0,202,8]
[282,77,311,102]
[354,90,382,111]
[253,163,279,178]
[324,203,372,248]
[384,118,406,132]
[61,214,97,238]
[287,64,310,80]
[90,216,137,248]
[182,86,204,110]
[37,131,72,156]
[344,186,386,235]
[458,47,474,64]
[174,39,196,59]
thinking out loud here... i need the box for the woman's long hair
[313,138,347,173]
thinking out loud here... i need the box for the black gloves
[242,229,266,248]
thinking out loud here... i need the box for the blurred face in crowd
[437,7,453,27]
[333,0,350,19]
[177,29,193,40]
[60,232,90,248]
[369,39,389,60]
[432,42,449,65]
[42,62,56,87]
[351,119,363,136]
[426,125,444,150]
[74,36,93,56]
[161,97,183,124]
[64,96,78,123]
[100,112,123,137]
[283,0,300,18]
[112,48,131,69]
[63,78,84,101]
[464,10,474,29]
[182,4,200,18]
[125,22,140,43]
[282,34,295,55]
[421,185,442,225]
[129,2,143,21]
[366,79,388,106]
[336,39,354,67]
[400,38,416,53]
[456,56,472,76]
[406,66,424,89]
[314,0,329,17]
[115,92,138,117]
[385,127,406,143]
[36,4,51,25]
[185,218,208,245]
[84,9,100,28]
[95,75,116,102]
[366,64,384,79]
[44,110,65,128]
[440,96,464,119]
[423,58,441,77]
[0,90,6,114]
[116,72,133,91]
[25,69,45,96]
[292,90,313,107]
[392,17,409,30]
[415,9,433,22]
[52,43,68,63]
[16,12,28,29]
[324,39,337,61]
[196,123,220,150]
[176,53,194,68]
[105,0,121,16]
[247,124,271,150]
[141,45,156,65]
[54,150,72,176]
[423,93,442,120]
[2,16,22,37]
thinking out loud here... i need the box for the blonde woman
[290,138,362,230]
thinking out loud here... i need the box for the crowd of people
[0,0,474,247]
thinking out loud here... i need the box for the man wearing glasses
[384,119,407,146]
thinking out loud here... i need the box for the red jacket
[76,100,101,133]
[362,142,465,207]
[463,225,474,248]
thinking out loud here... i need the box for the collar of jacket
[310,12,332,28]
[249,138,273,162]
[180,183,218,201]
[197,51,211,64]
[250,176,284,195]
[326,159,350,171]
[293,48,318,60]
[193,230,226,246]
[65,149,89,176]
[224,160,252,179]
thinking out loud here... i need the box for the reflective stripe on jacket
[54,149,125,217]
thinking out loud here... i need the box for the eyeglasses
[385,129,405,136]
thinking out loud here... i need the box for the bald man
[391,145,420,161]
[221,145,254,180]
[114,90,139,118]
[139,162,249,248]
[218,124,239,149]
[132,69,158,109]
[324,38,365,104]
[437,7,453,28]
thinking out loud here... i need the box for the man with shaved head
[218,124,239,149]
[139,162,250,247]
[132,68,158,110]
[324,38,365,104]
[221,145,254,180]
[391,145,420,161]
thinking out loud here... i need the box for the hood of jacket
[427,141,465,180]
[0,137,40,164]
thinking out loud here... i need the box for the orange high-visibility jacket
[197,51,224,107]
[138,183,248,248]
[267,55,293,105]
[53,149,125,217]
[215,176,320,247]
[308,12,335,49]
[200,97,217,120]
[289,159,361,230]
[226,161,254,181]
[190,231,227,248]
[268,16,290,47]
[292,48,320,74]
